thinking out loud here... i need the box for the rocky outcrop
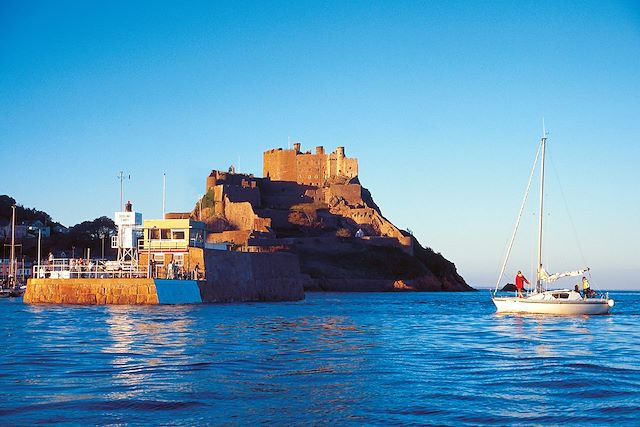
[501,283,517,292]
[294,237,472,292]
[190,144,474,293]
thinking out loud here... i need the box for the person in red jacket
[515,270,529,297]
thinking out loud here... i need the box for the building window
[150,228,160,240]
[161,229,171,239]
[173,254,184,266]
[172,230,185,240]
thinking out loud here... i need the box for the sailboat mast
[9,204,16,286]
[536,135,547,292]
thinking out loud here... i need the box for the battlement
[206,170,258,191]
[263,144,358,186]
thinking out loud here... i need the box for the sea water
[1,291,639,426]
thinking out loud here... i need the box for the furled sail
[538,267,589,282]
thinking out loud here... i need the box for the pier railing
[32,258,203,280]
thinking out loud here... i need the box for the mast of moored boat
[536,133,547,293]
[9,204,16,288]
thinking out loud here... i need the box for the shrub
[335,228,351,238]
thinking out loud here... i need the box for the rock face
[293,235,471,292]
[197,144,473,292]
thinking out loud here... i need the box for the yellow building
[139,218,206,279]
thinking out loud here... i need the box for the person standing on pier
[166,260,174,279]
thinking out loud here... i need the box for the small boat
[0,285,26,298]
[491,130,614,315]
[0,204,27,298]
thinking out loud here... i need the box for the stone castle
[199,144,409,251]
[263,143,358,186]
[191,143,470,292]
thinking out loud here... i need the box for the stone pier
[24,278,161,305]
[24,249,305,305]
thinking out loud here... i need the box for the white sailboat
[491,131,614,315]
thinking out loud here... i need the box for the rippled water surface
[1,291,640,426]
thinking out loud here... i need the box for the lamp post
[147,226,156,278]
[147,227,151,278]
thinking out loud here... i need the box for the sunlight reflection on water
[2,292,640,425]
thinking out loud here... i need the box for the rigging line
[494,140,543,292]
[547,148,589,270]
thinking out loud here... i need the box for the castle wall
[213,185,225,216]
[223,196,272,232]
[224,198,257,230]
[207,230,252,246]
[224,185,260,208]
[263,145,358,185]
[296,152,325,186]
[263,149,297,181]
[255,208,291,229]
[260,181,313,208]
[207,170,258,191]
[338,157,358,178]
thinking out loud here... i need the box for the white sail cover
[538,267,589,282]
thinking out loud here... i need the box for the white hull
[493,294,613,315]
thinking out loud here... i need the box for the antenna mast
[162,173,166,219]
[118,171,130,212]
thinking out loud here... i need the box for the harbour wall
[24,278,162,305]
[24,250,305,304]
[199,249,305,302]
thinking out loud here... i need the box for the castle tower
[263,144,357,185]
[336,146,345,177]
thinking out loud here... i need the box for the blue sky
[1,1,639,288]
